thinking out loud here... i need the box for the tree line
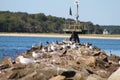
[0,11,120,34]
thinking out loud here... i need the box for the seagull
[89,46,93,50]
[42,47,48,53]
[51,45,57,51]
[62,45,67,49]
[32,43,37,48]
[18,56,36,65]
[48,46,52,52]
[72,43,78,49]
[32,51,42,59]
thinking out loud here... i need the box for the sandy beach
[0,33,120,40]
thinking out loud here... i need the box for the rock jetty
[0,40,120,80]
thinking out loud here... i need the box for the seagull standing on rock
[62,45,67,49]
[42,47,48,53]
[51,45,57,51]
[32,51,42,59]
[18,56,37,65]
[72,43,78,49]
[119,60,120,65]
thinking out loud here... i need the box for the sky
[0,0,120,25]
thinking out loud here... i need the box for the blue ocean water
[0,36,120,60]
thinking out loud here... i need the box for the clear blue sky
[0,0,120,25]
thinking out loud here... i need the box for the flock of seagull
[17,40,93,65]
[15,40,120,76]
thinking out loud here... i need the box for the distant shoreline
[0,33,120,40]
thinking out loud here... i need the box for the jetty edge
[0,40,120,80]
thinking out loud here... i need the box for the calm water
[0,36,120,60]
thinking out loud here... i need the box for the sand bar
[0,33,120,40]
